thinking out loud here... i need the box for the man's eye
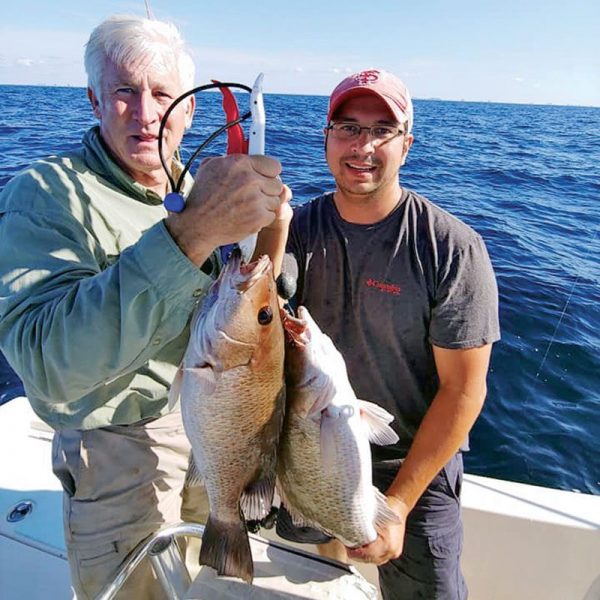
[116,87,134,95]
[373,126,394,137]
[339,124,358,134]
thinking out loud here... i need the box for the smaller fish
[278,306,400,548]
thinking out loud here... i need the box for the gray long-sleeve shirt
[0,126,218,429]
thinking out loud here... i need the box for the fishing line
[158,82,253,196]
[535,228,598,378]
[144,0,154,19]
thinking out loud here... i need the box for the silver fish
[278,306,399,547]
[170,249,285,583]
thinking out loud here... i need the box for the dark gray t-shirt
[285,190,500,457]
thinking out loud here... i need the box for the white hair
[84,15,195,100]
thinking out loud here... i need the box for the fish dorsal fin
[358,400,399,446]
[184,454,204,488]
[167,365,184,410]
[281,502,314,530]
[373,487,402,528]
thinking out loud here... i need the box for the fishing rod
[144,0,154,19]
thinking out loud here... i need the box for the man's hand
[252,183,293,277]
[346,496,409,565]
[262,183,293,232]
[165,154,285,266]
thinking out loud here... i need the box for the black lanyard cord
[158,82,253,194]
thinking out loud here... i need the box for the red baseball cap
[327,68,413,132]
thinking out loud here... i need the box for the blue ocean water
[0,85,598,494]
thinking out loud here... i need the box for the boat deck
[1,396,599,599]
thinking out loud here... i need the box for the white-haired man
[0,15,289,600]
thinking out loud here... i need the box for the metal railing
[94,522,205,600]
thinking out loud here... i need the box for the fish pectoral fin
[319,410,339,472]
[374,487,402,527]
[184,454,204,488]
[184,365,217,395]
[358,400,400,446]
[167,365,184,410]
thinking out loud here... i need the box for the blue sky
[1,0,598,106]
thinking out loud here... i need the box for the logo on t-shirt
[366,278,402,296]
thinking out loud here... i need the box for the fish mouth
[282,310,310,346]
[208,249,271,299]
[230,252,272,292]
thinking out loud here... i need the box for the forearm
[164,212,216,267]
[251,184,292,278]
[386,383,486,514]
[252,225,289,279]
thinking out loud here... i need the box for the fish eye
[257,305,273,325]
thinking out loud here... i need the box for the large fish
[170,249,285,583]
[278,306,399,548]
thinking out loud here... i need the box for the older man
[0,15,288,600]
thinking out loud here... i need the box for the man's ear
[400,133,414,167]
[184,95,196,129]
[87,87,101,119]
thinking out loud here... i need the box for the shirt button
[152,338,162,346]
[192,289,203,297]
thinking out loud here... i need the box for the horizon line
[0,82,598,110]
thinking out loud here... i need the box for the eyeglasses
[325,122,406,142]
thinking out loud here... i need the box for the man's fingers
[260,177,285,197]
[280,184,292,203]
[259,195,286,222]
[250,154,283,178]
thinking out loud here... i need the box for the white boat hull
[1,396,599,599]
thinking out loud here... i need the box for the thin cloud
[16,58,36,67]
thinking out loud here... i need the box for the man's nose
[351,129,376,152]
[135,91,159,125]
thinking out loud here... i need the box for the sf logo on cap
[355,70,380,85]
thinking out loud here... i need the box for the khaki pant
[52,409,209,600]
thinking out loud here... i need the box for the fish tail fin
[241,474,275,521]
[374,487,402,528]
[199,514,253,584]
[358,400,400,446]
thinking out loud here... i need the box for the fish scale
[278,408,379,546]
